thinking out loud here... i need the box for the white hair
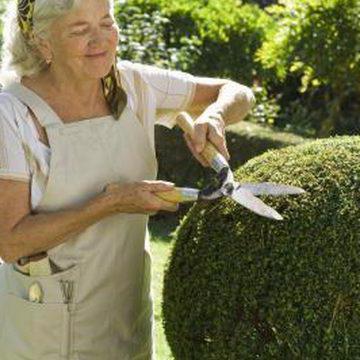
[0,0,114,86]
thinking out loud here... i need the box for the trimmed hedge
[162,136,360,359]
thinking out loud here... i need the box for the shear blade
[231,187,283,221]
[240,182,305,196]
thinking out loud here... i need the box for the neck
[26,67,105,112]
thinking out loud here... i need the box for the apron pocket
[0,293,68,360]
[0,263,80,359]
[8,262,80,304]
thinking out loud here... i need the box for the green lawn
[149,217,178,360]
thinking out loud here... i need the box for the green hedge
[163,136,360,359]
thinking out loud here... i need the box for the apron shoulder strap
[3,82,63,128]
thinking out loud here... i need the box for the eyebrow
[69,14,112,27]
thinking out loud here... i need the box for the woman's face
[46,0,118,81]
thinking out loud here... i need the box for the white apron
[0,82,158,360]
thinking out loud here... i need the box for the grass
[149,216,179,360]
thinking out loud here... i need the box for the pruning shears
[155,112,305,220]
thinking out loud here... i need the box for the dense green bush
[163,136,360,359]
[0,0,355,137]
[116,0,273,85]
[257,0,360,136]
[116,0,280,133]
[115,3,200,70]
[247,84,281,127]
[116,0,359,137]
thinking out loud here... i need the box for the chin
[95,63,115,78]
[84,64,113,79]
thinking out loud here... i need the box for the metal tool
[29,281,43,303]
[155,112,305,221]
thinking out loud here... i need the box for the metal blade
[239,182,306,197]
[231,187,284,221]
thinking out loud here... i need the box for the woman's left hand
[183,106,230,167]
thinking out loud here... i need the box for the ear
[32,34,53,63]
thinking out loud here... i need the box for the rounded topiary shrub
[162,136,360,359]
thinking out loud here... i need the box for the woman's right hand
[102,180,179,215]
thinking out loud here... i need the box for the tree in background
[0,0,356,137]
[257,0,360,136]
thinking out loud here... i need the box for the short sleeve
[130,63,196,111]
[0,111,30,182]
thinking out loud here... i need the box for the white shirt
[0,60,196,210]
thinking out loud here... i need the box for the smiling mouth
[86,51,107,58]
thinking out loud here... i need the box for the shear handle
[175,112,229,173]
[155,187,200,203]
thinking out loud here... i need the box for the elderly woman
[0,0,254,359]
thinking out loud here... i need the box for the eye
[101,21,115,28]
[70,28,88,36]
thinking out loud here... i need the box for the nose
[88,27,106,47]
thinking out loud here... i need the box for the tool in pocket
[28,281,44,303]
[155,112,305,221]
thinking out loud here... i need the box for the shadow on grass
[149,203,193,241]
